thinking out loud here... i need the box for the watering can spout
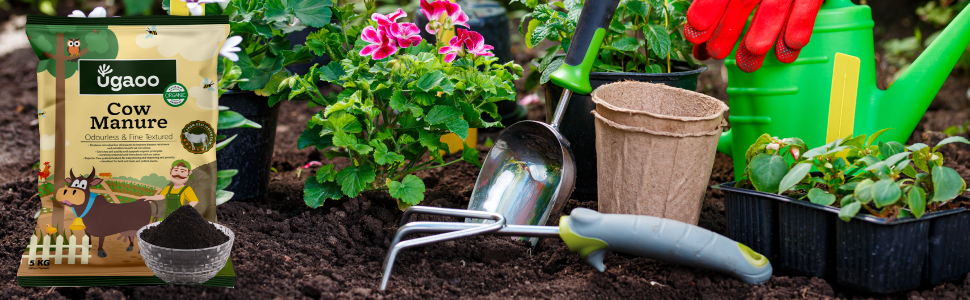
[875,6,970,141]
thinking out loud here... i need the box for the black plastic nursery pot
[544,61,706,201]
[218,90,280,201]
[718,182,970,294]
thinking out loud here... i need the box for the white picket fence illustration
[22,235,92,265]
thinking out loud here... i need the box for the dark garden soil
[3,16,970,300]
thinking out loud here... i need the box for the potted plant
[170,0,334,200]
[718,129,970,293]
[266,1,521,209]
[517,0,706,201]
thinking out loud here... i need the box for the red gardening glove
[685,0,824,73]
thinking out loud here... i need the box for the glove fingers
[707,0,763,60]
[744,0,793,56]
[685,22,716,44]
[785,0,824,49]
[737,38,767,73]
[687,0,730,31]
[693,42,712,61]
[775,23,802,63]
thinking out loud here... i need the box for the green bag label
[78,59,177,95]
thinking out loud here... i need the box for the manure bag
[19,15,234,287]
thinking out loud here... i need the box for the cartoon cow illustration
[55,167,156,258]
[182,132,209,151]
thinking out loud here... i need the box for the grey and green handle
[559,208,773,284]
[549,0,621,95]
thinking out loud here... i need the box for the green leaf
[291,0,333,27]
[323,112,363,134]
[319,60,346,82]
[237,52,284,91]
[878,141,905,159]
[643,24,672,58]
[933,136,970,152]
[909,186,926,219]
[332,132,357,147]
[626,0,651,17]
[336,165,376,197]
[748,154,789,193]
[462,143,481,168]
[304,176,343,208]
[389,175,426,205]
[907,143,929,152]
[867,128,892,146]
[418,130,441,150]
[839,201,862,222]
[298,128,333,150]
[426,105,461,125]
[316,164,337,182]
[808,188,837,206]
[610,36,641,52]
[524,19,541,48]
[415,71,446,92]
[854,179,876,204]
[932,166,964,202]
[778,163,811,195]
[216,190,234,205]
[372,140,404,165]
[871,180,902,208]
[217,169,239,178]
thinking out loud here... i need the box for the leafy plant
[516,0,694,85]
[188,0,334,97]
[881,0,970,85]
[267,0,521,210]
[740,129,970,221]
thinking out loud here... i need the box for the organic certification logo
[163,83,188,107]
[180,120,215,154]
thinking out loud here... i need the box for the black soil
[142,205,229,249]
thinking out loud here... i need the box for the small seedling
[741,129,970,221]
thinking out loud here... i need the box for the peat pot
[218,90,280,200]
[543,61,706,201]
[717,182,970,294]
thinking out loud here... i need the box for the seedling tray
[717,182,970,294]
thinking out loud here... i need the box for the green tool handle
[549,0,621,95]
[560,208,773,284]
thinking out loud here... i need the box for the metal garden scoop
[465,0,622,242]
[380,206,773,290]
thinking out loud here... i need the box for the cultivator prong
[380,206,507,291]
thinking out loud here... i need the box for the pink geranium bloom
[389,23,423,48]
[372,8,407,30]
[462,29,494,57]
[360,26,399,60]
[439,28,494,62]
[438,28,469,63]
[420,0,469,34]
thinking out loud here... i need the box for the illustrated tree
[27,24,118,230]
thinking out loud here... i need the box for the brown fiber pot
[591,81,728,225]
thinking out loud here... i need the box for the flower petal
[89,7,107,18]
[388,8,407,22]
[443,53,457,63]
[373,44,398,60]
[68,10,86,17]
[360,44,381,57]
[361,26,382,44]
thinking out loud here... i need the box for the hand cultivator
[379,206,773,290]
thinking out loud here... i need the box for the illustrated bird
[45,224,57,235]
[38,162,51,182]
[67,38,81,62]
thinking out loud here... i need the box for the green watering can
[718,0,970,178]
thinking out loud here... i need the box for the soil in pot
[542,60,707,201]
[142,205,229,249]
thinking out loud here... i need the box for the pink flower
[389,23,423,48]
[462,29,494,57]
[438,28,494,62]
[372,8,407,30]
[420,0,469,34]
[360,26,399,60]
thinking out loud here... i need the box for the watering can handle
[559,208,773,284]
[548,0,621,95]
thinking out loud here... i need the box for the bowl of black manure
[138,205,233,284]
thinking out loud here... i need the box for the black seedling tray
[717,182,970,294]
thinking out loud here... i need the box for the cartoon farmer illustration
[140,159,198,219]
